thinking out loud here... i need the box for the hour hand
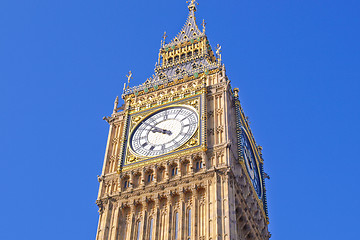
[151,126,172,135]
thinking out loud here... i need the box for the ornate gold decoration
[190,99,198,108]
[189,138,197,146]
[127,155,137,163]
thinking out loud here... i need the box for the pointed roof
[122,0,221,97]
[164,0,204,47]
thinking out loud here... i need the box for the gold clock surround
[123,94,205,170]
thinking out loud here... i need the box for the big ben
[96,1,270,239]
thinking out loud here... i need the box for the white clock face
[130,106,198,157]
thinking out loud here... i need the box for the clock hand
[150,126,172,135]
[161,129,172,135]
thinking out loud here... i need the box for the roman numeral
[174,109,182,118]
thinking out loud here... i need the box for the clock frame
[129,105,199,158]
[121,93,206,170]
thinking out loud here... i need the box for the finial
[216,44,222,64]
[163,31,167,42]
[126,71,133,89]
[233,88,239,98]
[187,0,198,12]
[123,71,133,94]
[161,31,167,47]
[202,19,206,33]
[113,96,119,113]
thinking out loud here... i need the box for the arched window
[187,52,192,58]
[147,173,154,183]
[181,53,186,60]
[174,212,179,240]
[136,221,141,240]
[172,167,178,176]
[122,177,130,190]
[174,56,179,62]
[196,161,203,171]
[194,49,199,56]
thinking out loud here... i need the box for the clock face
[130,106,198,157]
[241,128,262,198]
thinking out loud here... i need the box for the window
[147,174,153,183]
[196,161,203,171]
[136,221,141,240]
[175,212,179,240]
[123,180,129,189]
[188,209,191,237]
[149,218,154,240]
[172,167,178,176]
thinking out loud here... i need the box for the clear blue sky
[1,0,359,239]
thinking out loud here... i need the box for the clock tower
[96,1,270,240]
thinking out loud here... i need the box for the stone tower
[96,1,270,239]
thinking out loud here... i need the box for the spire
[123,0,220,97]
[164,0,203,47]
